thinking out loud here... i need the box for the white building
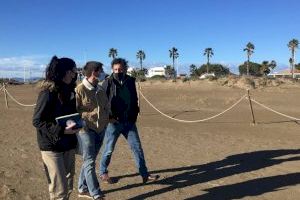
[268,69,300,78]
[127,67,135,76]
[146,67,166,78]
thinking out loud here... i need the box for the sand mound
[216,76,299,89]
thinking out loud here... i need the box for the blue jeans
[77,129,105,199]
[100,122,149,178]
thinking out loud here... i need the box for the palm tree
[261,60,277,76]
[203,48,214,73]
[189,64,197,76]
[288,39,299,78]
[108,48,118,60]
[261,61,269,76]
[269,60,277,70]
[164,65,175,79]
[136,50,146,70]
[169,47,179,79]
[289,57,293,73]
[243,42,255,76]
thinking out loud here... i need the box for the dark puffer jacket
[32,81,77,152]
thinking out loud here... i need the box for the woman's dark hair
[111,58,128,71]
[46,56,76,83]
[45,56,77,103]
[83,61,103,77]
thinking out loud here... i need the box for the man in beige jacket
[75,61,109,200]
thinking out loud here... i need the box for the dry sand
[0,80,300,200]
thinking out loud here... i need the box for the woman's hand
[64,122,80,134]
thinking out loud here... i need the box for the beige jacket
[75,78,109,133]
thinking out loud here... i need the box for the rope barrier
[139,88,247,123]
[4,88,36,107]
[250,98,300,121]
[2,82,299,123]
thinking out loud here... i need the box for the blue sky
[0,0,299,77]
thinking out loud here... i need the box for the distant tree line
[106,38,298,79]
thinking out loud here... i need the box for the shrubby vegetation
[164,65,176,79]
[190,64,230,77]
[130,68,148,82]
[239,62,262,76]
[239,61,276,76]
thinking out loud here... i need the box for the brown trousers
[41,149,75,200]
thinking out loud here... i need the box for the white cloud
[0,55,49,71]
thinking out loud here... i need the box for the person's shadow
[104,149,300,199]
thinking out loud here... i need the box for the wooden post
[247,89,255,124]
[3,83,8,109]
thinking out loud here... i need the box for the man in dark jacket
[99,58,159,184]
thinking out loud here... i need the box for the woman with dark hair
[33,56,79,200]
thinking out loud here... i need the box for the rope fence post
[3,83,9,109]
[247,89,255,124]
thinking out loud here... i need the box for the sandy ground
[0,80,300,200]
